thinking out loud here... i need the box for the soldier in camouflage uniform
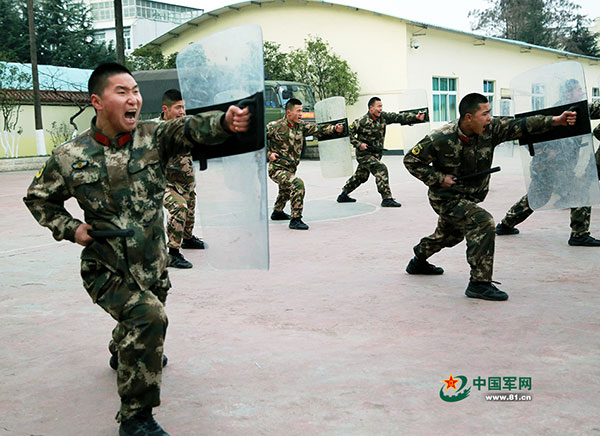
[403,93,576,301]
[160,89,205,270]
[496,96,600,247]
[337,96,425,207]
[23,63,250,436]
[267,98,343,230]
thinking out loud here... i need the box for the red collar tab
[118,133,131,147]
[371,116,378,121]
[459,134,470,143]
[95,131,131,147]
[94,131,110,146]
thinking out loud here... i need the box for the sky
[163,0,600,33]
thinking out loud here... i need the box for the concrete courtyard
[1,148,599,436]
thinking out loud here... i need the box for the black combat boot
[337,192,357,203]
[465,281,508,301]
[495,222,519,235]
[181,235,205,249]
[168,250,192,269]
[271,210,291,220]
[568,233,600,246]
[405,256,444,275]
[289,217,309,230]
[381,198,401,207]
[110,354,168,370]
[119,408,170,436]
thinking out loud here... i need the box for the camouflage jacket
[351,111,420,157]
[24,114,229,291]
[404,115,554,203]
[266,117,335,172]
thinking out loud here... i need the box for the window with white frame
[531,83,545,110]
[432,77,457,122]
[592,87,600,104]
[124,28,131,50]
[483,80,495,114]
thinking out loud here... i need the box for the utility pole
[114,0,125,65]
[27,0,46,155]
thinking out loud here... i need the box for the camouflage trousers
[501,194,591,237]
[414,198,496,282]
[164,184,196,249]
[501,148,600,237]
[342,154,392,199]
[81,260,169,422]
[269,167,305,218]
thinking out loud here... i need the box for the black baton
[453,166,501,182]
[88,229,134,238]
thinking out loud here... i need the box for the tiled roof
[0,89,89,105]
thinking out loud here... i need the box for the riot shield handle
[89,229,134,238]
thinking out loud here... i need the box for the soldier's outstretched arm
[155,106,250,158]
[489,115,553,145]
[383,110,420,126]
[23,156,83,243]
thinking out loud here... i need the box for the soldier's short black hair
[286,98,302,111]
[459,93,488,121]
[368,97,381,108]
[88,62,134,97]
[162,89,183,106]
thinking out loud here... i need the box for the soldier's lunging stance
[267,98,343,230]
[404,93,576,301]
[160,89,206,269]
[337,96,424,207]
[23,63,250,436]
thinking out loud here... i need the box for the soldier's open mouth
[124,111,137,121]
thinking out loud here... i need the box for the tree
[561,14,600,57]
[469,0,599,57]
[0,0,115,67]
[0,0,29,62]
[263,36,360,104]
[263,41,294,81]
[0,63,30,157]
[126,45,178,71]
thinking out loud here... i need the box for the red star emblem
[443,374,459,390]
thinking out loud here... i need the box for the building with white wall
[149,0,600,150]
[86,0,203,54]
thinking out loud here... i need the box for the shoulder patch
[411,144,423,155]
[35,162,46,179]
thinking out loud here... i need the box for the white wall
[0,105,95,158]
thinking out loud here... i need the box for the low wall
[0,156,48,172]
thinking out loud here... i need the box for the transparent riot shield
[314,96,353,178]
[176,24,269,269]
[511,61,600,210]
[397,89,430,152]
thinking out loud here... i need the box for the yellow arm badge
[411,144,423,155]
[35,162,46,179]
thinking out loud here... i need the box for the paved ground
[1,148,599,436]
